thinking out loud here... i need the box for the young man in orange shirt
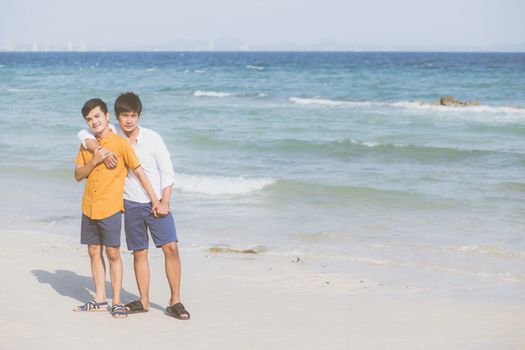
[74,98,160,318]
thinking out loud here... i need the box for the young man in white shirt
[77,92,189,320]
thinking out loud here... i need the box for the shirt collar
[115,124,142,143]
[134,125,143,144]
[97,129,116,145]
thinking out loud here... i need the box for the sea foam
[174,173,275,195]
[194,90,267,98]
[289,97,373,107]
[246,65,266,70]
[193,90,234,98]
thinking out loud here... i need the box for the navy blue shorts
[124,199,178,251]
[80,211,122,247]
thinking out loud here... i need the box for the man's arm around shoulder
[77,128,118,168]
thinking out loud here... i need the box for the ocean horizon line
[1,50,525,54]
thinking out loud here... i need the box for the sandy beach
[0,229,523,350]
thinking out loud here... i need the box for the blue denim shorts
[80,211,122,247]
[124,199,178,251]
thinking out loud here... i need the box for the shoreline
[0,229,523,349]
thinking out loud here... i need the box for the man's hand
[84,139,117,168]
[155,201,170,217]
[102,148,118,169]
[92,147,111,166]
[150,199,161,218]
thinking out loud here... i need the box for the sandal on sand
[165,303,190,320]
[124,300,148,314]
[110,304,128,319]
[73,300,108,312]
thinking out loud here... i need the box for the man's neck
[96,126,111,139]
[125,126,140,143]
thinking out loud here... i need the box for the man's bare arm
[84,139,118,169]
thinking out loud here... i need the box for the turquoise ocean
[1,52,524,285]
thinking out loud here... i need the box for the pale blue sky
[1,0,524,51]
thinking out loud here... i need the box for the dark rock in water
[440,95,456,106]
[439,95,480,107]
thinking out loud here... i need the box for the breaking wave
[193,90,268,98]
[174,173,275,195]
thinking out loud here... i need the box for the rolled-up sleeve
[77,129,96,148]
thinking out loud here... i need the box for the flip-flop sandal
[124,300,149,314]
[111,304,128,319]
[73,300,108,312]
[165,303,190,320]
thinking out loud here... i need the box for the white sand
[0,230,523,350]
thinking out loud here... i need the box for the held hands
[150,199,160,218]
[156,201,170,217]
[150,200,169,218]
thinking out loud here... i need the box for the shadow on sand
[31,269,164,311]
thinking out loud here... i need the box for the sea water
[1,52,524,284]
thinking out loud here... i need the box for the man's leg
[148,208,189,319]
[98,211,126,310]
[79,214,107,307]
[133,248,150,309]
[105,246,123,306]
[88,244,106,302]
[162,242,190,319]
[162,242,182,306]
[123,200,150,312]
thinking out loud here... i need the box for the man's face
[84,106,109,134]
[117,111,140,133]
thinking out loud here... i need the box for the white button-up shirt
[77,124,175,203]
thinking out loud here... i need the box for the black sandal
[165,303,190,320]
[124,300,148,314]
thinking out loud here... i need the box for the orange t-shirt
[76,131,141,220]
